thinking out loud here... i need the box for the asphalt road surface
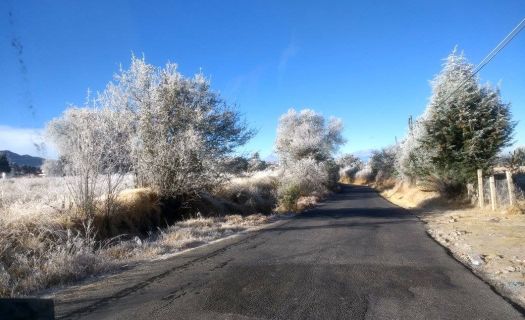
[53,185,524,319]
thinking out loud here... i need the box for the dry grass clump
[381,181,441,209]
[0,177,73,225]
[296,195,320,211]
[372,178,397,191]
[157,214,271,251]
[103,214,272,260]
[94,188,161,239]
[0,218,113,296]
[214,170,279,214]
[338,175,353,184]
[506,203,525,215]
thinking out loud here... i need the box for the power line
[474,17,525,74]
[437,17,525,106]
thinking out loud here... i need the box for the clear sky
[1,0,524,159]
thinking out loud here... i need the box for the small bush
[278,184,301,211]
[296,195,319,211]
[355,167,374,183]
[370,146,398,183]
[278,158,330,195]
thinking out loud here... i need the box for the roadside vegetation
[339,48,525,309]
[342,48,517,197]
[0,56,346,296]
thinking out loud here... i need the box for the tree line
[44,56,346,218]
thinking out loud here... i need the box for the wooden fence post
[477,169,484,208]
[489,175,497,211]
[506,170,515,206]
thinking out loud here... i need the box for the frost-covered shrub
[355,166,374,182]
[48,56,254,201]
[396,115,434,183]
[222,156,250,174]
[274,109,345,210]
[369,146,398,182]
[336,154,362,168]
[337,154,364,182]
[277,158,331,210]
[499,146,525,173]
[325,159,340,190]
[278,184,302,212]
[47,107,132,218]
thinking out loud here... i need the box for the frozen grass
[215,169,280,214]
[0,175,133,296]
[0,175,135,224]
[0,216,113,296]
[0,175,274,296]
[104,214,273,261]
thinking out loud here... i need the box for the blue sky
[1,0,524,159]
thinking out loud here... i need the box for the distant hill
[0,150,44,168]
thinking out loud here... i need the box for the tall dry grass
[0,176,134,296]
[215,170,279,214]
[0,174,275,296]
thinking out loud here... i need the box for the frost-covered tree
[275,109,345,207]
[396,113,434,182]
[420,49,515,188]
[47,56,253,212]
[275,109,345,164]
[336,153,362,169]
[97,56,254,197]
[278,158,329,196]
[336,153,364,182]
[47,108,130,217]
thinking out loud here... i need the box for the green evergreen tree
[0,154,11,173]
[421,49,515,191]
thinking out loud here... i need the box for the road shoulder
[379,183,525,312]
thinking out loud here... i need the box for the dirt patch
[421,209,525,309]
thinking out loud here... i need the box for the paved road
[53,185,524,319]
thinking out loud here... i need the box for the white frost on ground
[421,208,525,308]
